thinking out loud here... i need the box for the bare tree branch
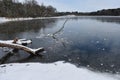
[0,39,44,55]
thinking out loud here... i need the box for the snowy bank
[0,17,37,23]
[0,17,10,23]
[0,16,76,24]
[0,62,120,80]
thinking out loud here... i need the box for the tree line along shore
[0,0,56,17]
[0,0,120,18]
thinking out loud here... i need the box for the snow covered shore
[0,17,40,23]
[0,62,120,80]
[0,16,76,24]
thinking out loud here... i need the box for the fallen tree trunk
[0,39,44,55]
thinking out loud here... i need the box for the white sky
[19,0,120,12]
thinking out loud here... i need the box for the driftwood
[47,19,68,47]
[0,38,44,55]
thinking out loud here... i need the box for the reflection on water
[0,19,56,39]
[88,16,120,24]
[0,16,120,74]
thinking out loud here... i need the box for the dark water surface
[0,16,120,73]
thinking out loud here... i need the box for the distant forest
[89,8,120,16]
[0,0,56,17]
[57,8,120,16]
[0,0,120,18]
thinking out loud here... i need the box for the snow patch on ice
[0,62,120,80]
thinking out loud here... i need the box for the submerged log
[0,39,44,55]
[0,52,13,64]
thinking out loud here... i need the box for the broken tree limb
[0,39,44,55]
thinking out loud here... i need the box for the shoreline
[1,15,120,24]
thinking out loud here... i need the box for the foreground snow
[0,62,120,80]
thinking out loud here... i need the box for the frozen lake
[0,16,120,80]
